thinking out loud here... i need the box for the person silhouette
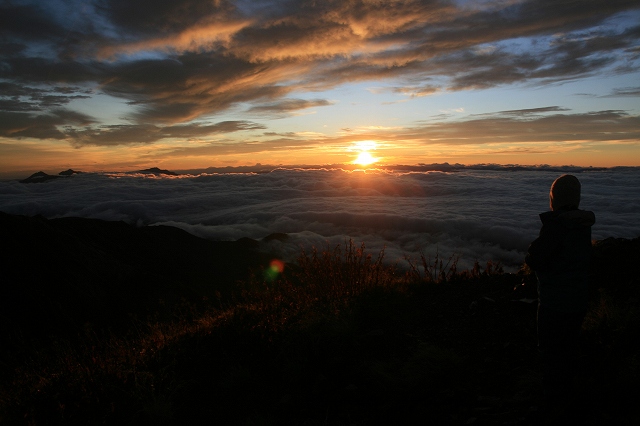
[525,174,595,420]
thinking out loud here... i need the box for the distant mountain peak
[20,171,61,184]
[138,167,177,176]
[20,169,83,183]
[59,169,82,176]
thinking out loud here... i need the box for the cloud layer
[2,166,638,272]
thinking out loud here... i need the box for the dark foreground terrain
[1,212,639,425]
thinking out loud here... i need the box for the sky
[1,0,640,177]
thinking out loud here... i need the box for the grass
[1,239,639,425]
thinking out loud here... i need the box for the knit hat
[549,174,581,211]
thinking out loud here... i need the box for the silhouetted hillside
[0,212,265,341]
[1,212,638,425]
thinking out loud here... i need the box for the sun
[354,150,377,166]
[351,140,379,166]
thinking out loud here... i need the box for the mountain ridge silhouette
[0,211,268,342]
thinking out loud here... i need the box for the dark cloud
[101,0,237,35]
[436,27,636,91]
[150,135,321,159]
[606,86,640,97]
[391,84,439,97]
[408,109,640,144]
[99,54,293,123]
[0,82,91,112]
[0,3,67,42]
[247,98,334,117]
[0,57,104,83]
[263,131,298,137]
[66,120,266,146]
[0,42,27,57]
[0,1,107,62]
[0,99,37,113]
[0,109,96,140]
[472,106,571,117]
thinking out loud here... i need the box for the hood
[550,174,581,211]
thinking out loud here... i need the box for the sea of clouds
[1,165,639,272]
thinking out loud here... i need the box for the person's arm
[525,222,560,271]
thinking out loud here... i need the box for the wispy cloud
[385,109,640,146]
[247,98,334,118]
[0,109,96,139]
[65,120,266,147]
[604,86,640,97]
[275,108,640,147]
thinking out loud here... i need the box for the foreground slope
[0,212,638,425]
[0,211,264,340]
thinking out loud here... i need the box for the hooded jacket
[525,208,595,313]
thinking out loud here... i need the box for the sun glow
[354,151,377,166]
[352,140,379,166]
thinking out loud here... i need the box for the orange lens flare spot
[265,259,285,281]
[269,259,285,273]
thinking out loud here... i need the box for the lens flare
[269,259,285,273]
[264,259,285,281]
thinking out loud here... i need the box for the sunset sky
[1,0,639,177]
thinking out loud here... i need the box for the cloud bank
[2,166,638,272]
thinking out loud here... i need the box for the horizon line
[5,162,640,181]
